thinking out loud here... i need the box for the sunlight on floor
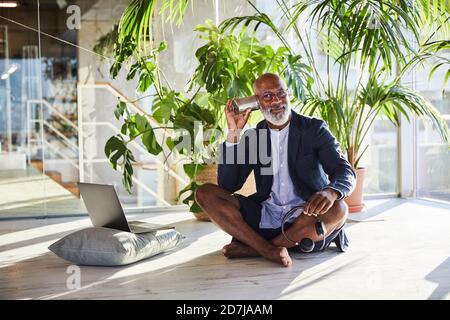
[0,199,449,300]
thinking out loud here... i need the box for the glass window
[0,1,50,218]
[415,54,450,202]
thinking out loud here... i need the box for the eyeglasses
[260,89,289,102]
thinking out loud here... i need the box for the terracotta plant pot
[193,164,256,221]
[344,167,366,213]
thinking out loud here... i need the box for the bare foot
[221,244,292,267]
[221,242,260,258]
[262,247,292,267]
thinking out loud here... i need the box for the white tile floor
[0,198,449,300]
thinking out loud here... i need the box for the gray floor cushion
[48,227,185,266]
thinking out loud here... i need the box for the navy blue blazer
[217,110,356,203]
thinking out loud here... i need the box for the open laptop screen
[78,183,131,232]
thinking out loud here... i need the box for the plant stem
[126,126,173,143]
[130,93,157,103]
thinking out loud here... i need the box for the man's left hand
[304,188,339,216]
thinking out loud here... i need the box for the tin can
[232,95,260,113]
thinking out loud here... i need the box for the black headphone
[281,205,327,253]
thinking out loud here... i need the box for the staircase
[26,82,190,208]
[30,159,80,198]
[77,82,189,207]
[27,99,81,199]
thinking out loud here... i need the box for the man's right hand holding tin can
[224,99,253,143]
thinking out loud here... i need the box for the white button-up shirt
[225,122,306,229]
[258,123,305,229]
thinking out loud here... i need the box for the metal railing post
[77,85,84,182]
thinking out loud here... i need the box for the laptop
[78,182,175,234]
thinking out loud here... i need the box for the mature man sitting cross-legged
[195,73,356,267]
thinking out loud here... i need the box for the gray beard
[261,104,291,126]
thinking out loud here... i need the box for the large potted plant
[219,0,449,212]
[104,0,449,216]
[103,1,312,219]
